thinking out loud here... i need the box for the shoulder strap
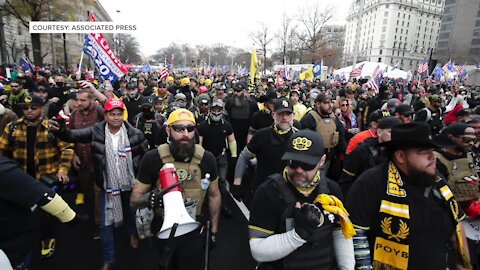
[309,110,322,123]
[8,120,20,146]
[192,144,205,165]
[158,144,174,163]
[272,174,296,205]
[434,151,452,170]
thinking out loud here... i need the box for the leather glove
[148,188,163,209]
[66,213,88,226]
[230,184,243,201]
[294,203,322,241]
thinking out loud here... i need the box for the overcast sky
[100,0,353,57]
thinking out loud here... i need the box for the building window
[378,58,382,62]
[476,20,480,27]
[472,38,480,45]
[380,49,383,55]
[473,29,480,37]
[395,28,398,33]
[439,32,450,39]
[442,15,454,22]
[17,25,22,35]
[383,19,388,25]
[385,11,389,16]
[445,0,455,4]
[441,24,452,31]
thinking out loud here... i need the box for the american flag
[418,59,429,75]
[349,64,364,78]
[364,79,379,93]
[455,65,466,76]
[160,67,169,81]
[371,65,382,80]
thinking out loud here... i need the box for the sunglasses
[170,124,196,133]
[288,160,317,171]
[11,85,20,88]
[22,106,40,111]
[341,103,350,107]
[457,136,475,144]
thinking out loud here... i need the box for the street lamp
[0,0,8,64]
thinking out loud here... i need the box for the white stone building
[343,0,444,71]
[3,0,112,67]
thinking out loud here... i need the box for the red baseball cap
[104,99,125,112]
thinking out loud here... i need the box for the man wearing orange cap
[131,108,221,270]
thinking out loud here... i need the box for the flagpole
[77,50,84,79]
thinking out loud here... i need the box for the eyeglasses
[457,136,475,144]
[22,106,40,111]
[288,160,317,171]
[341,103,349,107]
[170,124,196,133]
[11,85,19,88]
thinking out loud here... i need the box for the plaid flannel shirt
[0,117,74,180]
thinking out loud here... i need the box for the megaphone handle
[160,223,179,270]
[159,181,183,195]
[204,220,210,270]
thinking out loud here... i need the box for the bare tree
[4,0,91,66]
[276,13,296,64]
[250,23,274,74]
[297,4,335,63]
[116,34,142,64]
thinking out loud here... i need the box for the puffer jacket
[59,120,148,189]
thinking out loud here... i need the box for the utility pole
[0,0,8,64]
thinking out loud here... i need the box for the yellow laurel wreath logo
[176,169,190,181]
[292,137,312,151]
[381,217,409,242]
[24,96,32,103]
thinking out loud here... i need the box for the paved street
[30,192,256,270]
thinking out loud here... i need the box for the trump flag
[83,12,126,83]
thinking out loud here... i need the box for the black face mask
[142,107,154,118]
[55,82,64,87]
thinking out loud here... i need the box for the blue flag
[313,60,323,78]
[83,34,126,83]
[141,64,152,73]
[20,58,34,72]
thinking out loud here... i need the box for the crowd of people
[1,66,480,270]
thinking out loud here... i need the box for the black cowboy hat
[379,122,454,149]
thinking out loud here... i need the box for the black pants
[156,228,205,270]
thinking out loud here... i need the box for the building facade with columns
[343,0,444,72]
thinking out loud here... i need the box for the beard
[233,94,246,107]
[406,165,436,186]
[170,138,195,162]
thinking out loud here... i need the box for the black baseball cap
[282,130,325,165]
[368,109,391,123]
[18,95,46,106]
[274,98,293,113]
[377,117,402,129]
[395,104,414,116]
[442,123,476,138]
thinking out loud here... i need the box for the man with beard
[300,93,346,180]
[339,117,401,196]
[434,123,480,268]
[346,123,470,270]
[224,83,259,153]
[131,108,221,270]
[355,89,369,130]
[232,98,298,199]
[466,115,480,175]
[248,130,355,270]
[69,89,104,237]
[6,80,30,117]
